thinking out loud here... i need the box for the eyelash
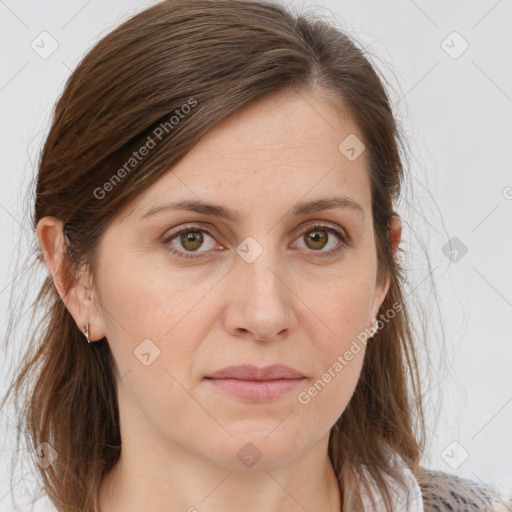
[162,223,350,261]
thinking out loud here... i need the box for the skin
[37,87,401,512]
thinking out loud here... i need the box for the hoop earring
[83,322,91,344]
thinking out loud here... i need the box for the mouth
[206,363,305,380]
[205,377,305,401]
[204,364,306,402]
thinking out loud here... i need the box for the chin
[201,430,311,470]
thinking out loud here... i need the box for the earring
[83,322,91,344]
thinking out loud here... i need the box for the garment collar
[358,452,424,512]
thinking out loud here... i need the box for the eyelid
[162,221,226,246]
[163,219,349,239]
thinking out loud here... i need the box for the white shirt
[358,451,424,512]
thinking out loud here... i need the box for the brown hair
[2,0,434,510]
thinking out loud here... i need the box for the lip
[206,364,305,380]
[205,364,306,402]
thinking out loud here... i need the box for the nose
[222,241,297,342]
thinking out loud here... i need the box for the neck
[98,423,341,511]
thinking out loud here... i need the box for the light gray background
[1,0,511,509]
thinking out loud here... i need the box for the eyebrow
[140,196,364,222]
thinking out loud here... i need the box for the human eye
[161,224,222,260]
[292,222,350,259]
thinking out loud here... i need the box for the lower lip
[205,378,305,401]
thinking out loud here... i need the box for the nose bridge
[236,232,285,302]
[227,232,295,337]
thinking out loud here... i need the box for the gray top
[418,467,511,512]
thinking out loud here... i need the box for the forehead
[122,87,370,223]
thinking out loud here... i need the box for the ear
[36,216,106,342]
[369,214,402,322]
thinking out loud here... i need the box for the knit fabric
[358,449,511,512]
[417,467,512,512]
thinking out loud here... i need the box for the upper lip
[206,364,305,380]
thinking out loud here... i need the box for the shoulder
[416,466,511,512]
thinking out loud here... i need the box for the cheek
[95,261,210,440]
[297,304,368,428]
[96,249,205,342]
[289,273,374,427]
[297,347,365,429]
[308,271,376,354]
[95,253,220,400]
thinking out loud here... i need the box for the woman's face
[87,87,395,469]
